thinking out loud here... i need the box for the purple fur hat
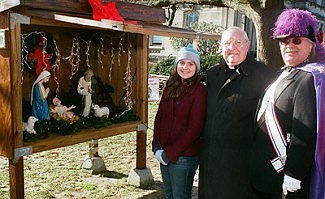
[272,8,325,62]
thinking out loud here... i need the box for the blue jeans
[160,156,198,199]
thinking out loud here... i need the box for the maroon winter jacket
[152,82,207,163]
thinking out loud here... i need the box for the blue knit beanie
[174,44,200,71]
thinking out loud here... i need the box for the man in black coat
[250,8,325,199]
[199,26,275,199]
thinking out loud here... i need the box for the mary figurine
[31,70,51,121]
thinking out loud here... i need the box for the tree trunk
[255,8,284,70]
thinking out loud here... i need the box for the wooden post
[82,139,106,174]
[136,34,148,169]
[9,18,25,199]
[136,131,146,169]
[192,38,199,50]
[88,139,99,158]
[9,159,24,199]
[126,33,153,187]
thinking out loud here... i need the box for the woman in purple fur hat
[250,8,325,199]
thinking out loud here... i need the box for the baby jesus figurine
[51,97,78,123]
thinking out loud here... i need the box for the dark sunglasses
[279,37,302,45]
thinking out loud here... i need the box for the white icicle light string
[85,39,91,69]
[52,39,61,95]
[98,36,105,69]
[65,34,81,79]
[123,41,133,111]
[109,38,115,81]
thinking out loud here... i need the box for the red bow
[88,0,124,21]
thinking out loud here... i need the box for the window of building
[152,36,163,45]
[184,11,199,28]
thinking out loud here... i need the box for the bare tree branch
[168,4,177,26]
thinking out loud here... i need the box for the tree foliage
[149,55,175,76]
[170,22,224,56]
[149,54,223,81]
[193,23,224,56]
[169,37,192,52]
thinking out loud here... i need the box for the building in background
[149,6,249,63]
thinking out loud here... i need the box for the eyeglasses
[280,37,299,45]
[221,40,246,48]
[279,37,314,46]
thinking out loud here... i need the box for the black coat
[250,69,317,198]
[199,57,275,199]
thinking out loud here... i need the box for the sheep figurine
[93,104,110,118]
[22,116,38,134]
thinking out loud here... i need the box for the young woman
[152,44,207,199]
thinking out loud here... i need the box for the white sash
[257,70,291,173]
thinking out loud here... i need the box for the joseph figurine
[77,68,97,117]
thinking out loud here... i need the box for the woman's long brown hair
[163,70,200,99]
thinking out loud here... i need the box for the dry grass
[0,102,173,199]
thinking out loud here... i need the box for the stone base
[127,167,154,188]
[82,156,107,174]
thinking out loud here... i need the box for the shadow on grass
[99,170,128,179]
[138,180,165,199]
[138,182,199,199]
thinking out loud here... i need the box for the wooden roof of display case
[0,0,220,39]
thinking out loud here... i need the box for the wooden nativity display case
[0,1,151,156]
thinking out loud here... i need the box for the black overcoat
[250,69,317,198]
[199,56,275,199]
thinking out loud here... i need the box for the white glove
[154,149,168,166]
[282,174,301,195]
